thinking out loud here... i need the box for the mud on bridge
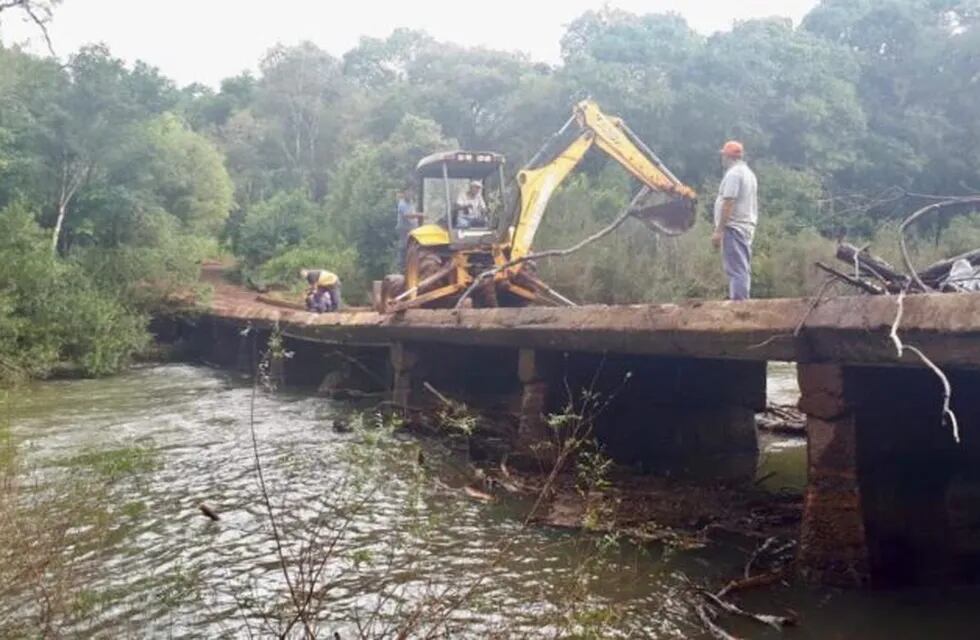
[168,270,980,589]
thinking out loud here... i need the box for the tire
[405,240,448,294]
[379,274,405,312]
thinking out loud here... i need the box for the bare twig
[888,287,907,359]
[744,537,777,579]
[717,568,787,598]
[905,346,960,443]
[695,604,741,640]
[746,277,835,350]
[0,1,56,56]
[697,589,795,630]
[815,262,884,294]
[887,287,961,443]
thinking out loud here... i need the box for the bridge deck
[195,273,980,368]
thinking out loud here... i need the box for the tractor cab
[414,151,507,249]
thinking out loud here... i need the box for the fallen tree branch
[836,243,908,288]
[815,262,884,295]
[744,537,778,579]
[717,568,787,598]
[697,589,796,631]
[899,196,980,293]
[917,248,980,285]
[695,605,741,640]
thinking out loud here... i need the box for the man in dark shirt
[396,188,423,269]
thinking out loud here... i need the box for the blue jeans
[723,227,752,301]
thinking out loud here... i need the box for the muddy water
[3,364,979,638]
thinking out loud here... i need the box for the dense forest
[1,0,979,382]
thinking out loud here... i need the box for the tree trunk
[51,201,67,255]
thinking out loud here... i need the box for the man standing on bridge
[711,140,758,301]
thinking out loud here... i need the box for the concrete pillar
[514,348,559,468]
[796,364,871,587]
[585,357,764,479]
[797,363,980,587]
[389,342,420,408]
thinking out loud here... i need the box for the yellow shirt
[313,270,338,287]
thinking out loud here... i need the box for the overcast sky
[2,0,818,87]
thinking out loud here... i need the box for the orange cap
[719,140,744,158]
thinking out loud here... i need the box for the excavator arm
[508,100,697,263]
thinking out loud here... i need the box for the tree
[254,42,348,201]
[0,1,60,54]
[12,45,177,253]
[804,0,980,200]
[324,114,456,277]
[236,190,321,268]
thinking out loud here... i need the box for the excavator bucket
[629,190,697,236]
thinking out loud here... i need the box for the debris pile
[818,196,980,295]
[823,242,980,294]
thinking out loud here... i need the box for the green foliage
[3,1,980,380]
[256,244,366,303]
[0,203,149,382]
[323,114,456,278]
[236,190,321,268]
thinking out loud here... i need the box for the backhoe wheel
[405,240,448,295]
[476,280,499,308]
[379,274,405,312]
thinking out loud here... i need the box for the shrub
[255,244,369,304]
[0,203,149,383]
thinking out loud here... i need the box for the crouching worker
[300,269,342,313]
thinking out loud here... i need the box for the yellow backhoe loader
[378,100,697,312]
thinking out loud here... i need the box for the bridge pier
[577,355,765,478]
[797,363,980,587]
[515,348,559,468]
[508,351,765,477]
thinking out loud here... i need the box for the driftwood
[696,605,741,640]
[918,248,980,286]
[815,262,885,294]
[835,243,908,290]
[691,537,797,639]
[717,568,788,598]
[697,589,796,630]
[832,240,980,294]
[198,503,220,521]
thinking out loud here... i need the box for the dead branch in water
[696,605,741,640]
[717,568,788,598]
[697,588,796,630]
[690,535,797,639]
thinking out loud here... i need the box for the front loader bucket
[630,192,696,236]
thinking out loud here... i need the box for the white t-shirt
[455,191,488,222]
[713,161,758,242]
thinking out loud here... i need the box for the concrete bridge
[170,280,980,589]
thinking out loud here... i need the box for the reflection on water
[3,364,979,638]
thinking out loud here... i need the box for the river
[2,363,978,638]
